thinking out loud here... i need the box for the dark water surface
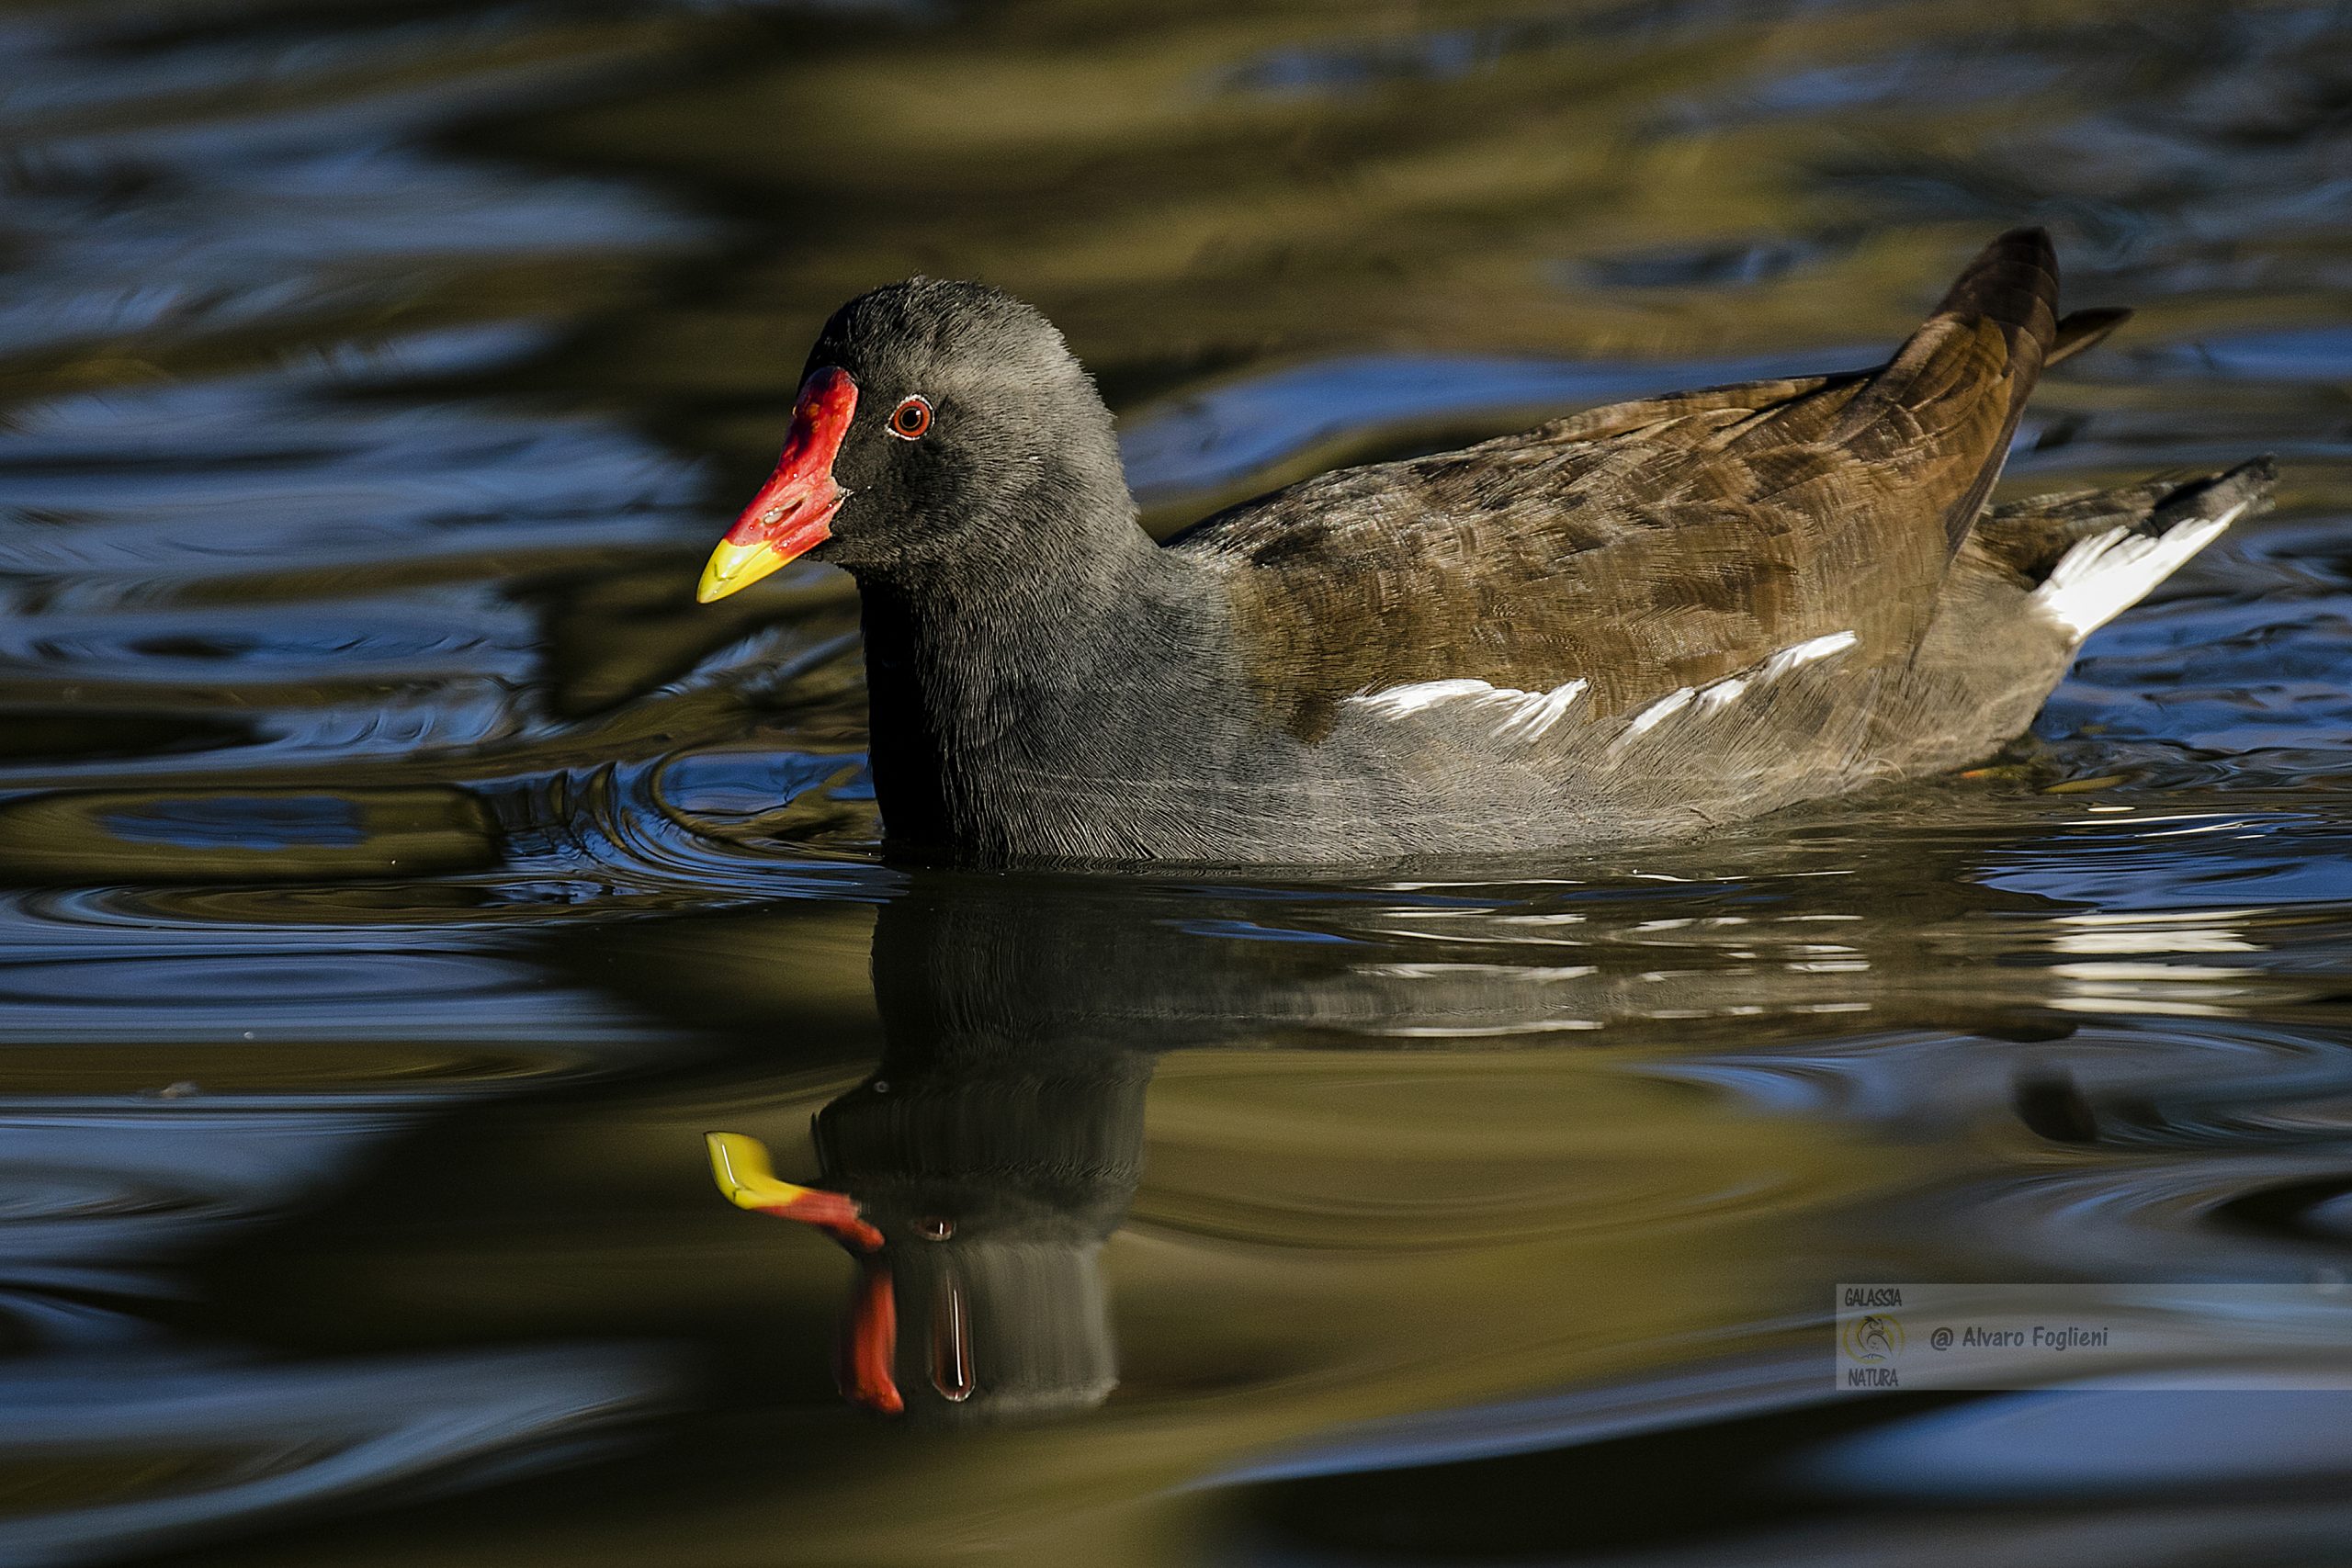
[5,1,2352,1562]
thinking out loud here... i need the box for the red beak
[696,367,858,602]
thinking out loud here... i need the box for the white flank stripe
[2036,503,2245,640]
[1348,675,1590,742]
[1755,629,1859,680]
[1492,679,1589,740]
[1627,686,1683,738]
[1698,676,1748,712]
[1349,678,1495,720]
[1356,627,1862,754]
[1616,687,1694,746]
[1613,629,1858,750]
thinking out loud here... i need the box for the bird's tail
[1974,457,2277,641]
[1833,228,2063,556]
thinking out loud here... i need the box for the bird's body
[699,230,2272,866]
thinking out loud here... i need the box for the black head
[696,279,1132,600]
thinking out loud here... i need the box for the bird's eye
[888,395,931,440]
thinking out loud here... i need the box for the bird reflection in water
[707,1083,1142,1423]
[675,838,2317,1423]
[706,882,1159,1419]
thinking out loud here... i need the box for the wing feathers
[1185,230,2121,739]
[1827,227,2059,553]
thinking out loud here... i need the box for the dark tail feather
[1929,227,2062,355]
[2142,456,2278,536]
[2048,307,2132,366]
[1974,456,2278,585]
[1832,228,2063,556]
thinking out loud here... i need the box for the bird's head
[695,279,1127,602]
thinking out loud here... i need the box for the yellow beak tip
[707,1131,780,1209]
[695,538,786,605]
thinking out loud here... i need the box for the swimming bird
[695,229,2272,865]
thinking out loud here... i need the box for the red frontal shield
[696,367,858,603]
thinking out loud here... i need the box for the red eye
[888,395,931,440]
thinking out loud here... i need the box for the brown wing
[1177,229,2064,740]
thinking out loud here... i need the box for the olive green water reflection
[4,0,2352,1564]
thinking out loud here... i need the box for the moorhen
[695,229,2273,865]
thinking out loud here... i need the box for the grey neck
[853,504,1212,854]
